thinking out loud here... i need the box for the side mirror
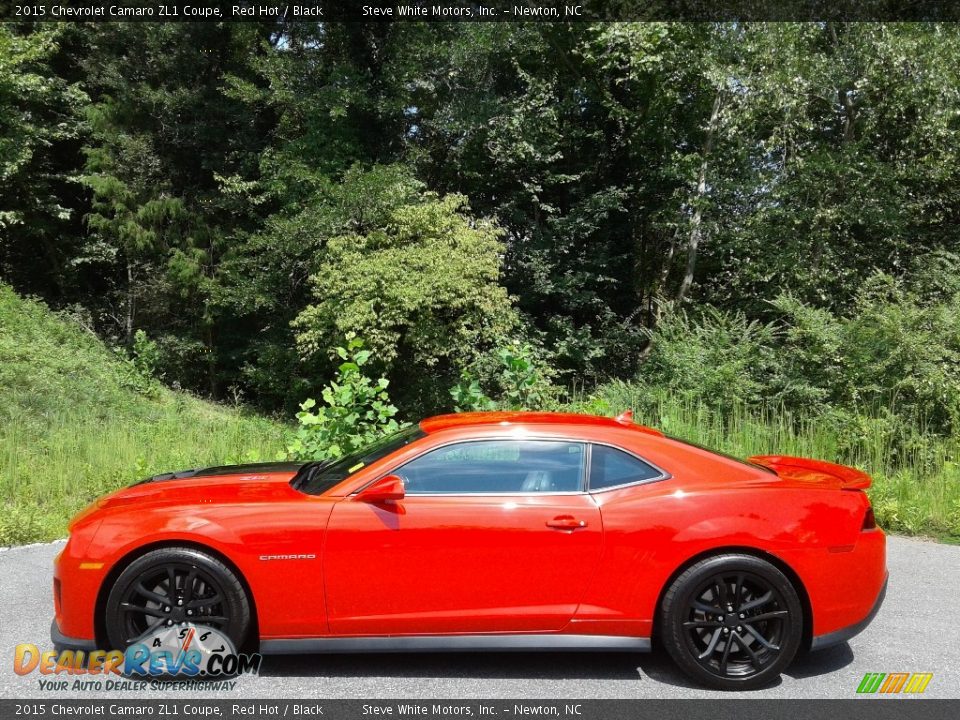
[355,474,405,503]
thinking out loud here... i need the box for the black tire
[104,547,250,651]
[660,553,803,690]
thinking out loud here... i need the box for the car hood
[85,462,306,515]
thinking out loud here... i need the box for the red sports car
[52,411,887,689]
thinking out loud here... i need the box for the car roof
[419,410,664,437]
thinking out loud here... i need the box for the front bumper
[53,532,108,642]
[810,572,888,650]
[51,618,98,653]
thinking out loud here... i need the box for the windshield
[292,426,426,495]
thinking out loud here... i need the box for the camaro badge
[258,554,316,561]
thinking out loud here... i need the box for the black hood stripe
[134,461,305,485]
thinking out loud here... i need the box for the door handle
[546,515,587,530]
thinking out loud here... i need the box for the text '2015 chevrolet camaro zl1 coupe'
[52,411,887,689]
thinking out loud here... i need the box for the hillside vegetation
[0,286,286,545]
[2,282,959,546]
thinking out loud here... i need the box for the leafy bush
[449,342,556,411]
[287,334,402,461]
[636,305,786,410]
[293,168,518,414]
[633,274,960,441]
[450,371,497,413]
[113,329,162,398]
[773,274,960,436]
[495,343,557,410]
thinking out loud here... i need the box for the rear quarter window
[589,445,664,490]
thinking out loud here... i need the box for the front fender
[57,498,333,643]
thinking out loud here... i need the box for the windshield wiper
[290,459,335,491]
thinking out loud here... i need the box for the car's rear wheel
[660,554,803,690]
[104,547,250,650]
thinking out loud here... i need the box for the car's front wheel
[104,547,250,651]
[660,553,803,690]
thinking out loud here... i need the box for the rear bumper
[810,572,888,650]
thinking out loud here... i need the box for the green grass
[0,285,287,545]
[578,381,960,542]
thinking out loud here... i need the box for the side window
[398,440,585,494]
[589,445,663,491]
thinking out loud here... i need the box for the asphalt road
[1,536,957,699]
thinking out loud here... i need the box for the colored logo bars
[857,672,933,694]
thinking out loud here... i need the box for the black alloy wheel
[104,547,250,650]
[660,554,803,690]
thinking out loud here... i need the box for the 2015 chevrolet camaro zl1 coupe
[52,411,887,689]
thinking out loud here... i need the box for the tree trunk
[125,259,135,346]
[206,320,217,398]
[827,23,857,144]
[676,83,724,303]
[657,229,679,297]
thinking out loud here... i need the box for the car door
[323,438,603,635]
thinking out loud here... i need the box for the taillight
[862,506,876,530]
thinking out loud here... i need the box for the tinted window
[397,440,585,494]
[589,445,663,490]
[295,426,425,495]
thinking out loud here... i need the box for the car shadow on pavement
[633,649,740,690]
[784,643,855,679]
[256,643,853,686]
[637,643,854,689]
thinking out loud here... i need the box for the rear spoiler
[747,455,872,490]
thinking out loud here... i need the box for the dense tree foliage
[0,25,85,298]
[3,21,960,423]
[293,168,518,411]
